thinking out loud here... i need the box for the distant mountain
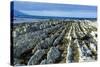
[13,10,32,18]
[12,10,97,20]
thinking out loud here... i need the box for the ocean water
[13,18,49,23]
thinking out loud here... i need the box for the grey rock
[28,49,45,65]
[14,31,47,58]
[36,32,59,50]
[53,29,65,46]
[47,47,60,63]
[40,59,47,64]
[53,36,61,46]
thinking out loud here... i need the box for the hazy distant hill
[13,10,33,18]
[12,10,96,20]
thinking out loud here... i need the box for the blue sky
[13,1,97,18]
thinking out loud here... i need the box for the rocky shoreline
[11,19,97,66]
